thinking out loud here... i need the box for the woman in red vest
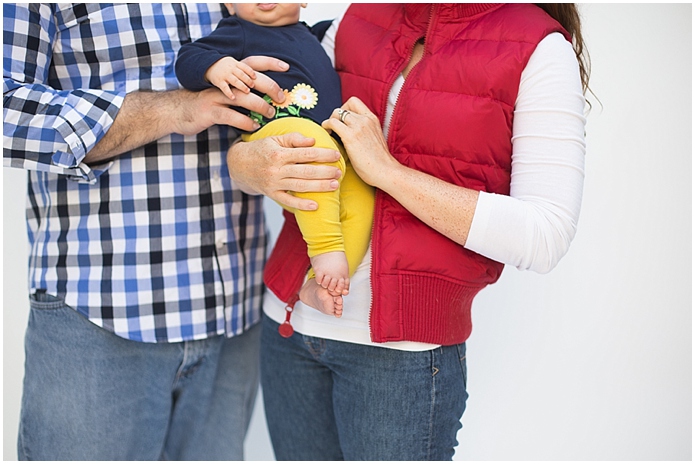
[229,3,590,460]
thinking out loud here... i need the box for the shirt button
[216,239,225,249]
[213,171,220,181]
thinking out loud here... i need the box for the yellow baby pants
[242,117,374,279]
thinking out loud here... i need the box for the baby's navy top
[176,16,342,130]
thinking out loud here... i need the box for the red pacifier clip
[278,293,300,338]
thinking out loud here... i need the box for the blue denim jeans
[18,292,261,461]
[260,317,468,461]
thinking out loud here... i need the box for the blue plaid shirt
[3,3,267,343]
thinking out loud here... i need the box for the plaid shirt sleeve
[3,3,125,184]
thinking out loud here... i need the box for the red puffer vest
[264,3,570,345]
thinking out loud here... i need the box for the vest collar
[404,3,502,28]
[402,4,504,54]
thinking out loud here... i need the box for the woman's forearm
[378,162,480,247]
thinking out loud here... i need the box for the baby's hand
[205,56,257,101]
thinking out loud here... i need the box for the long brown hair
[535,4,591,95]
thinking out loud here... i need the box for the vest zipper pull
[278,293,300,338]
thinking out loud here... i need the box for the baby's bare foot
[299,278,343,318]
[311,251,350,296]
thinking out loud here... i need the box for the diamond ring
[337,108,350,123]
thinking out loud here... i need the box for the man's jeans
[260,317,468,461]
[18,292,260,461]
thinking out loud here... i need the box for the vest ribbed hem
[371,272,482,346]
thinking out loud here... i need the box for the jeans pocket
[29,291,67,311]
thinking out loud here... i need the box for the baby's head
[225,3,307,27]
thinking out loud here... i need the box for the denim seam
[427,349,437,461]
[175,341,210,384]
[173,341,190,389]
[18,415,30,460]
[456,344,468,388]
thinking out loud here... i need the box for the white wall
[2,3,691,461]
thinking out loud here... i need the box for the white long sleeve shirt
[264,14,586,351]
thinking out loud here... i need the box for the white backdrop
[2,3,691,461]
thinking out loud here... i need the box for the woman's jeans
[18,292,261,461]
[260,316,468,461]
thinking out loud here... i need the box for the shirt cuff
[51,89,125,178]
[465,190,493,251]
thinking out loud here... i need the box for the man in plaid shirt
[3,3,341,460]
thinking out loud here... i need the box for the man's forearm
[84,56,291,165]
[83,90,187,164]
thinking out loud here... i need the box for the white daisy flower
[291,83,318,110]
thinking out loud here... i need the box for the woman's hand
[323,96,479,247]
[227,133,342,211]
[321,97,401,189]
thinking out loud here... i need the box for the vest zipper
[370,4,436,342]
[384,4,435,166]
[369,52,410,342]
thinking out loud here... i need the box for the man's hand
[227,133,342,211]
[85,55,289,164]
[170,55,292,135]
[172,87,273,135]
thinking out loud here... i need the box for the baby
[176,3,374,317]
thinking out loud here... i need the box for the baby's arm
[176,16,257,101]
[205,57,257,101]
